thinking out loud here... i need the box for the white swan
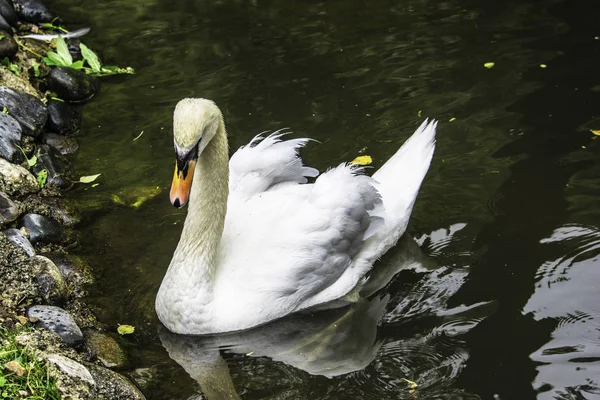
[155,98,437,335]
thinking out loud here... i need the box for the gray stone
[0,0,17,27]
[88,364,146,400]
[27,305,83,347]
[13,0,53,23]
[0,87,47,137]
[2,228,35,256]
[45,100,82,136]
[0,157,39,196]
[42,132,79,155]
[19,213,65,244]
[47,354,94,385]
[0,112,23,163]
[0,190,19,223]
[47,67,98,103]
[31,255,67,305]
[0,31,17,59]
[31,144,72,189]
[85,330,128,369]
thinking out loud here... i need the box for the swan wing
[228,130,319,196]
[214,163,384,329]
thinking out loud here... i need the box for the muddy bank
[0,0,142,398]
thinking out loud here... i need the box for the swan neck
[179,119,229,276]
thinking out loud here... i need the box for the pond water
[51,0,600,398]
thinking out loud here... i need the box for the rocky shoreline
[0,1,144,398]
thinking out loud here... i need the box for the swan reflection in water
[159,225,494,399]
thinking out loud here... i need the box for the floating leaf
[36,169,48,188]
[590,130,600,136]
[540,64,547,68]
[79,173,101,183]
[80,43,101,72]
[133,130,144,141]
[449,117,456,122]
[484,62,495,69]
[91,183,99,188]
[350,155,373,166]
[117,324,135,335]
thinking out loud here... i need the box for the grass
[0,325,60,399]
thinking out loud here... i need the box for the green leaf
[0,35,4,41]
[0,376,5,386]
[55,36,72,65]
[70,60,84,70]
[117,324,135,335]
[27,155,37,167]
[36,169,48,188]
[2,107,7,114]
[80,43,101,72]
[0,57,8,66]
[31,61,40,77]
[79,173,101,183]
[44,52,65,66]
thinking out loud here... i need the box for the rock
[0,15,11,32]
[66,38,82,61]
[23,196,80,227]
[0,191,19,223]
[2,228,35,256]
[42,132,79,155]
[88,364,146,400]
[85,330,128,369]
[31,144,72,189]
[0,31,17,59]
[13,0,53,23]
[0,112,23,163]
[0,66,40,98]
[31,255,67,305]
[47,67,98,103]
[18,213,64,244]
[41,252,91,286]
[0,0,17,27]
[47,354,94,385]
[27,305,83,346]
[0,157,39,196]
[0,87,47,137]
[4,360,25,376]
[45,100,82,135]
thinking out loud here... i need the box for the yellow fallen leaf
[590,129,600,136]
[79,174,101,183]
[449,117,456,122]
[484,62,495,69]
[540,64,547,68]
[417,110,422,118]
[117,324,135,335]
[350,155,372,166]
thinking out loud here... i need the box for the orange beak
[170,160,196,208]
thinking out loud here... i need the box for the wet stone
[32,255,67,305]
[47,67,98,103]
[0,16,11,34]
[27,305,83,347]
[85,330,128,369]
[47,354,94,385]
[18,213,64,244]
[0,157,38,196]
[2,228,35,256]
[41,252,91,286]
[0,0,18,27]
[31,144,72,189]
[88,364,146,400]
[0,31,17,59]
[0,112,23,163]
[45,100,82,136]
[13,0,53,23]
[42,132,79,155]
[0,191,19,223]
[0,87,48,137]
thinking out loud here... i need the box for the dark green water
[51,0,600,398]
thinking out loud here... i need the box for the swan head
[170,98,223,208]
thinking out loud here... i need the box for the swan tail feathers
[373,119,437,235]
